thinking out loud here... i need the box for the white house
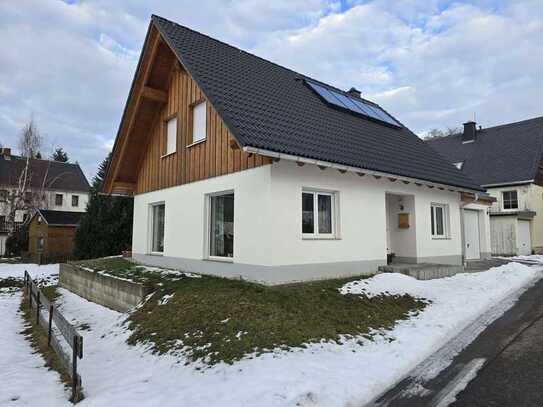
[103,15,489,284]
[0,148,90,256]
[428,117,543,256]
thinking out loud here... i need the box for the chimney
[347,87,361,98]
[462,121,476,143]
[0,147,11,159]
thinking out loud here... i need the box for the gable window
[454,161,464,170]
[72,195,79,207]
[209,192,234,258]
[55,194,63,206]
[431,203,449,238]
[302,190,336,238]
[0,189,7,202]
[502,190,518,210]
[165,116,177,155]
[150,203,165,253]
[191,101,207,144]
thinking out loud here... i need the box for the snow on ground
[0,262,60,284]
[1,261,542,406]
[0,264,69,406]
[52,261,541,407]
[505,255,543,265]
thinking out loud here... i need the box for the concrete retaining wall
[59,263,153,312]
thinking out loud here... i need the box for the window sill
[302,235,340,240]
[161,151,176,159]
[149,252,164,256]
[205,256,233,263]
[186,139,206,148]
[431,236,451,240]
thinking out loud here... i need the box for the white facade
[486,183,543,254]
[133,161,473,284]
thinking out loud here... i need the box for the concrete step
[378,262,464,280]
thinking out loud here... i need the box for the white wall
[269,161,463,265]
[132,166,273,265]
[45,190,89,212]
[133,161,465,272]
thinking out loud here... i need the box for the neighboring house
[27,209,83,263]
[103,15,488,285]
[0,147,90,256]
[427,117,543,256]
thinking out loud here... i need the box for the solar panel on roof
[306,80,401,128]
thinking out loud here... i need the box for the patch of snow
[0,263,59,286]
[504,255,543,265]
[2,262,540,406]
[432,358,486,407]
[0,284,69,405]
[158,293,174,305]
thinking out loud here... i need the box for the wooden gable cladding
[135,68,272,194]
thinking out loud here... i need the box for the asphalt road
[372,267,543,407]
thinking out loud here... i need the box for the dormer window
[454,161,464,170]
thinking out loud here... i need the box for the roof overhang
[243,146,484,194]
[489,210,536,220]
[482,180,534,188]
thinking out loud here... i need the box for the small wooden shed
[27,209,83,263]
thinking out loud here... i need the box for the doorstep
[378,262,464,280]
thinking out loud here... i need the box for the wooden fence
[24,270,83,402]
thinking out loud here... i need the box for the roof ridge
[151,14,384,109]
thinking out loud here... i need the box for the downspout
[459,193,479,266]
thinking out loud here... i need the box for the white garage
[489,212,534,256]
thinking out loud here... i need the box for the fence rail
[24,270,83,402]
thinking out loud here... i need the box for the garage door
[518,220,532,255]
[464,209,481,260]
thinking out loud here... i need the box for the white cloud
[0,0,542,179]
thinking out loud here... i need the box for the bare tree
[5,119,44,230]
[423,126,461,140]
[18,118,42,158]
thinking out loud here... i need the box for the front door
[518,220,532,255]
[464,209,480,260]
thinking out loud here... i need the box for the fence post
[72,336,79,401]
[48,305,54,347]
[36,290,40,323]
[28,277,32,309]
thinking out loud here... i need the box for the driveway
[372,264,543,407]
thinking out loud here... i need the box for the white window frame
[163,115,177,157]
[431,203,450,239]
[55,193,63,206]
[148,202,165,255]
[72,195,79,207]
[205,190,235,262]
[453,161,464,170]
[502,190,519,211]
[301,189,339,239]
[189,101,207,146]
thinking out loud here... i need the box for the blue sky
[1,0,542,180]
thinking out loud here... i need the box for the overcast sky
[1,0,542,180]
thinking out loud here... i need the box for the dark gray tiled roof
[0,157,90,192]
[152,15,483,191]
[37,209,83,226]
[427,117,543,186]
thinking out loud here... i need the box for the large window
[502,190,518,210]
[151,203,165,253]
[55,193,63,206]
[165,116,177,155]
[72,195,79,207]
[302,190,335,237]
[431,203,449,238]
[191,101,207,144]
[209,192,234,258]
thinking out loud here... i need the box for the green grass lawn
[73,257,427,366]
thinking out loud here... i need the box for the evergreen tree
[51,147,69,162]
[74,152,133,259]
